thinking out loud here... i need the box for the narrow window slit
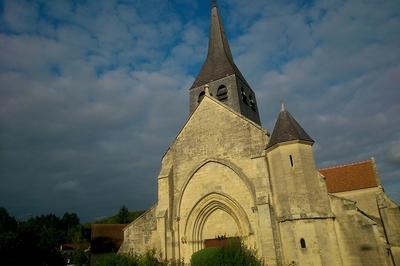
[289,155,294,167]
[300,238,306,249]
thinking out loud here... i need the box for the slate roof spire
[191,0,248,88]
[267,104,314,148]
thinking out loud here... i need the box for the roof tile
[191,4,249,88]
[267,105,314,148]
[320,159,378,193]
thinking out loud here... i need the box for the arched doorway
[183,192,251,254]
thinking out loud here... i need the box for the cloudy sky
[0,0,399,222]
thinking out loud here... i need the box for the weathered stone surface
[330,195,391,265]
[334,187,381,218]
[119,206,159,255]
[119,95,400,265]
[378,193,400,264]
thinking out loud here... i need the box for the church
[119,1,400,265]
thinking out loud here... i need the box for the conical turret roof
[191,1,249,88]
[267,103,314,148]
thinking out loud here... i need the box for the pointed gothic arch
[176,158,257,217]
[183,192,252,253]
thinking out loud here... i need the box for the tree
[117,206,130,224]
[62,212,82,243]
[62,212,80,229]
[0,207,17,233]
[0,209,19,265]
[0,207,86,266]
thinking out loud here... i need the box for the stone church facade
[120,1,400,265]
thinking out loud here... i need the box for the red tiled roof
[319,159,379,193]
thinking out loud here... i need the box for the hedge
[191,240,262,266]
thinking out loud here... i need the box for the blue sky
[0,0,399,222]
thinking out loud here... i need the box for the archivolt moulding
[183,192,252,252]
[176,158,256,217]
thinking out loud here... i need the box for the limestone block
[119,206,159,255]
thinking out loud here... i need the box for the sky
[0,0,399,222]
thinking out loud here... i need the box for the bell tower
[189,0,261,125]
[266,103,340,265]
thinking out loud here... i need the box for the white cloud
[1,0,399,220]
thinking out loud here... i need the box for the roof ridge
[123,204,157,231]
[319,158,372,171]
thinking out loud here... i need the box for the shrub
[191,247,222,266]
[95,253,139,266]
[221,240,262,265]
[69,249,89,265]
[94,250,166,266]
[166,258,184,266]
[191,240,262,266]
[138,249,163,266]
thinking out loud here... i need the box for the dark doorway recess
[204,237,240,248]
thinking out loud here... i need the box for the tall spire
[188,0,261,125]
[267,105,314,149]
[191,0,248,88]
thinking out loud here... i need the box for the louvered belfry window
[216,85,228,101]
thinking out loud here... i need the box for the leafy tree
[117,205,130,223]
[62,212,80,229]
[0,208,20,265]
[138,250,163,266]
[62,212,83,243]
[17,214,66,265]
[69,249,90,266]
[0,207,85,266]
[0,207,17,233]
[0,230,20,265]
[68,226,84,243]
[93,209,145,224]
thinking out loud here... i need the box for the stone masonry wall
[330,195,391,265]
[119,206,159,255]
[158,95,278,263]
